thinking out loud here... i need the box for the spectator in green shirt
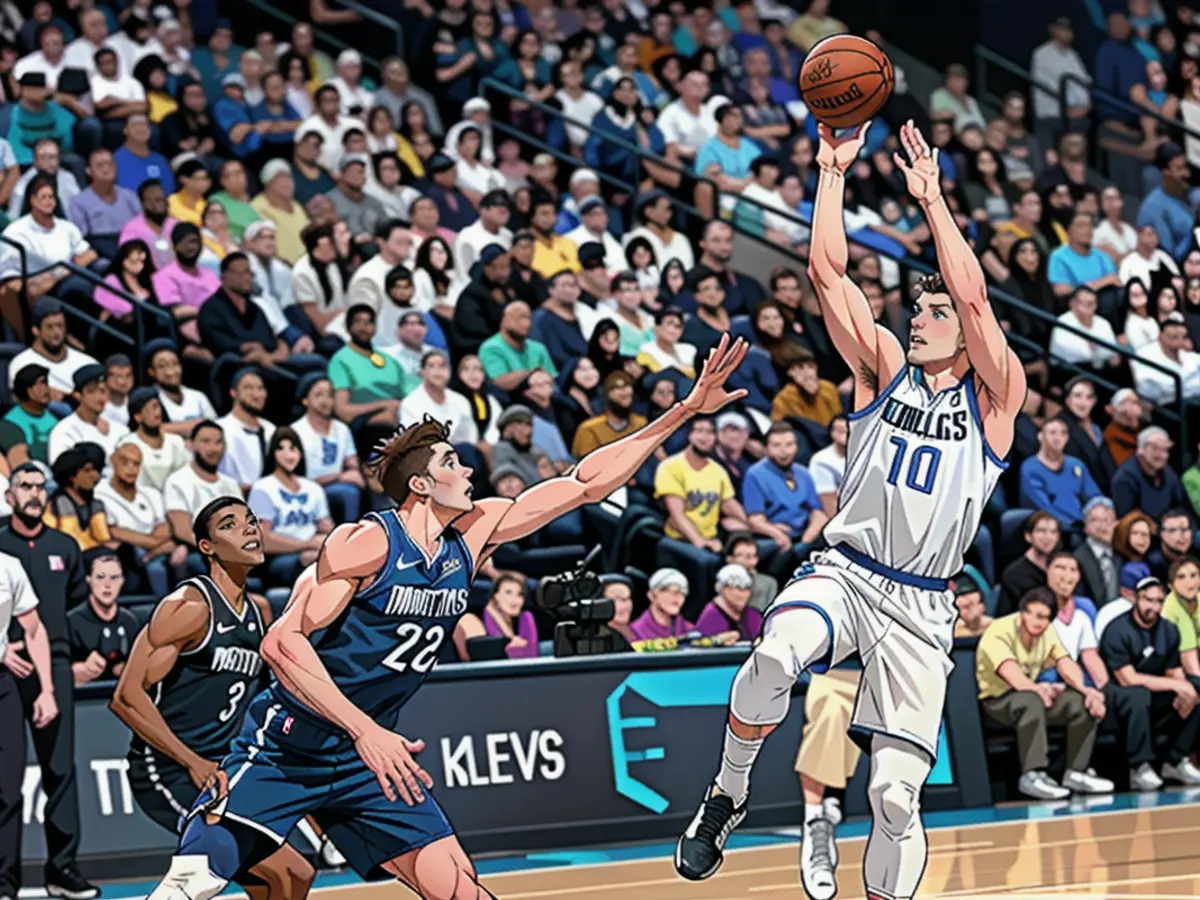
[0,362,58,466]
[208,159,259,242]
[478,300,558,392]
[328,304,413,429]
[8,72,75,167]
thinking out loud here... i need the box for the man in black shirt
[67,553,137,686]
[0,463,95,899]
[996,511,1060,617]
[1099,575,1200,789]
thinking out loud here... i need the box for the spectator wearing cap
[452,245,516,357]
[695,563,763,643]
[493,405,547,487]
[299,84,366,173]
[417,152,477,234]
[624,191,695,271]
[478,301,557,392]
[0,363,55,466]
[1111,426,1187,521]
[329,304,409,429]
[572,370,647,458]
[142,340,216,439]
[952,572,994,638]
[1149,510,1195,582]
[1132,311,1200,403]
[1099,574,1200,789]
[1137,144,1195,261]
[46,442,112,552]
[400,351,479,447]
[8,298,98,402]
[330,153,385,243]
[712,410,752,498]
[531,270,593,371]
[576,241,616,306]
[555,168,602,237]
[1076,496,1121,605]
[454,189,513,280]
[94,441,174,595]
[444,99,496,167]
[118,387,189,492]
[166,158,211,228]
[1096,561,1153,640]
[289,128,336,207]
[657,416,749,559]
[7,72,75,169]
[530,193,581,278]
[252,158,309,265]
[565,197,623,273]
[743,421,826,563]
[66,149,140,260]
[601,271,656,356]
[329,49,374,117]
[118,178,177,268]
[290,374,363,525]
[48,364,127,466]
[1019,418,1102,533]
[102,353,133,428]
[630,568,695,642]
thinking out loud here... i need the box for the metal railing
[245,0,383,76]
[334,0,405,63]
[478,77,1190,449]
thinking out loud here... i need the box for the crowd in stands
[2,0,1200,853]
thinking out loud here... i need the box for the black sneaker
[674,785,747,881]
[46,866,100,900]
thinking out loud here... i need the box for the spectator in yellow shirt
[46,442,113,552]
[787,0,848,51]
[771,348,843,427]
[654,417,749,553]
[976,587,1107,799]
[166,158,211,227]
[529,193,580,278]
[572,371,647,458]
[1163,556,1200,672]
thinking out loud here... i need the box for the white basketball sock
[714,726,763,807]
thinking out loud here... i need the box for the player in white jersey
[676,121,1031,900]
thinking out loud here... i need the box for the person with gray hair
[630,567,695,641]
[1111,425,1187,520]
[1075,496,1120,604]
[695,563,763,642]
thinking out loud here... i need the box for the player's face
[1172,562,1200,601]
[1047,558,1080,598]
[1134,589,1165,627]
[604,583,632,625]
[1028,519,1060,555]
[1019,601,1053,638]
[419,442,475,513]
[88,559,124,607]
[201,505,265,566]
[907,292,965,365]
[650,584,686,618]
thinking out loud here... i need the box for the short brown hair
[1169,555,1200,585]
[766,421,795,440]
[914,272,947,297]
[1023,509,1059,538]
[366,418,452,504]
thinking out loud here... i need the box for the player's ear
[407,472,432,498]
[197,536,213,557]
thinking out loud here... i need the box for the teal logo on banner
[605,666,954,814]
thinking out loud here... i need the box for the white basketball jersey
[823,366,1006,581]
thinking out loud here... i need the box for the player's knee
[867,778,921,841]
[149,855,229,900]
[260,858,314,900]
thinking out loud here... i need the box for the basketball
[799,34,894,130]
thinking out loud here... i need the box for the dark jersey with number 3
[129,575,266,764]
[270,508,474,737]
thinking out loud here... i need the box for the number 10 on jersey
[886,436,942,495]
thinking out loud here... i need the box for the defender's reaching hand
[816,120,872,175]
[893,119,942,204]
[681,334,749,415]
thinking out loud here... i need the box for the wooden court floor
[321,802,1200,899]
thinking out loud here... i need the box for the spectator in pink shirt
[694,564,763,643]
[630,567,695,641]
[93,239,161,321]
[151,223,219,359]
[118,179,178,269]
[453,571,540,660]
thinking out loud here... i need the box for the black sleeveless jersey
[129,576,266,763]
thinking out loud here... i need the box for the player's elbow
[807,255,845,287]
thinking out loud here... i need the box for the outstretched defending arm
[460,335,749,560]
[895,120,1027,424]
[807,121,905,407]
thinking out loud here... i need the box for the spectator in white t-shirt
[7,297,98,402]
[94,441,176,596]
[290,374,363,525]
[1044,552,1110,691]
[1029,18,1092,132]
[48,363,128,466]
[1093,187,1137,264]
[1132,312,1200,403]
[807,414,848,519]
[657,70,721,163]
[1118,223,1180,288]
[144,339,218,438]
[565,197,624,273]
[162,420,241,564]
[247,427,332,588]
[216,368,277,493]
[400,350,480,446]
[118,387,189,492]
[1049,287,1121,372]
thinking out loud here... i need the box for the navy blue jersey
[272,509,474,731]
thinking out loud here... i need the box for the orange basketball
[799,34,894,130]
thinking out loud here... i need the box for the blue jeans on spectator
[324,481,362,525]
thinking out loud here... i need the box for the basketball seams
[800,37,894,129]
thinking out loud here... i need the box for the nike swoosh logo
[216,623,238,634]
[396,557,422,572]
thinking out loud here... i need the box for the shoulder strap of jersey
[177,576,215,657]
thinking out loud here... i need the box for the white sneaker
[1062,768,1114,794]
[1017,770,1070,800]
[822,796,843,827]
[1130,762,1163,792]
[800,816,837,900]
[1162,758,1200,785]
